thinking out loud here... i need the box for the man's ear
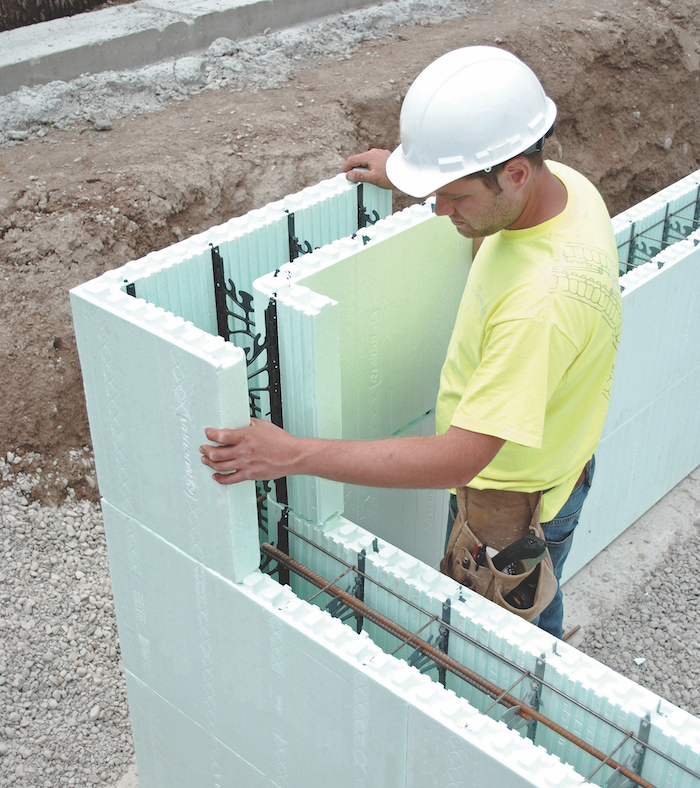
[499,157,531,191]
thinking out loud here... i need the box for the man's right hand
[341,148,393,190]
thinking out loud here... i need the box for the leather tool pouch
[440,487,558,622]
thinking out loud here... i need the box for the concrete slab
[0,0,377,95]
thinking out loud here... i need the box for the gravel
[578,520,700,717]
[0,455,135,787]
[0,0,488,145]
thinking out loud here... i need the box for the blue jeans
[444,457,595,639]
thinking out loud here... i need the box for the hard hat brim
[386,145,459,198]
[387,96,557,199]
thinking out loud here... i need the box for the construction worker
[201,47,621,639]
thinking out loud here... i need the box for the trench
[1,0,700,506]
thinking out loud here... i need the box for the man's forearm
[200,421,504,488]
[294,433,498,488]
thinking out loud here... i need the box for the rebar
[262,542,658,788]
[276,523,700,782]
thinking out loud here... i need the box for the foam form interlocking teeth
[613,169,700,268]
[96,174,390,340]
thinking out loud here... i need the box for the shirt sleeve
[449,317,579,448]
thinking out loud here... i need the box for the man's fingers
[201,455,239,472]
[345,168,367,183]
[341,148,392,190]
[341,153,368,173]
[201,418,295,485]
[212,471,243,485]
[199,443,231,462]
[204,426,244,444]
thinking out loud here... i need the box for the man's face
[433,175,524,238]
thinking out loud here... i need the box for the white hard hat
[386,46,557,197]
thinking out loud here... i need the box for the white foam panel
[564,231,700,581]
[70,282,259,582]
[255,203,470,564]
[268,501,700,787]
[105,504,580,788]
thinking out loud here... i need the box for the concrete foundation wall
[0,0,382,95]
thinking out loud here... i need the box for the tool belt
[440,486,557,622]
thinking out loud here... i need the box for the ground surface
[1,0,700,504]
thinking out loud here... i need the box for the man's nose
[433,195,454,216]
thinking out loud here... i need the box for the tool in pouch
[440,486,558,621]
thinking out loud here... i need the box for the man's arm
[200,420,504,489]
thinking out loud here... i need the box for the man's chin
[452,223,479,239]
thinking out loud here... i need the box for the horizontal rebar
[278,522,700,781]
[278,521,700,779]
[262,542,658,788]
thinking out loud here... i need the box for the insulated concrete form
[254,203,469,563]
[69,283,259,583]
[279,501,700,788]
[613,169,700,273]
[563,170,700,581]
[71,169,700,788]
[103,503,592,788]
[0,0,380,95]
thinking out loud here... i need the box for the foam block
[125,671,274,788]
[256,279,344,523]
[71,283,259,582]
[104,502,409,784]
[291,206,472,438]
[263,496,700,787]
[114,507,591,788]
[564,236,700,581]
[404,699,587,788]
[71,175,391,577]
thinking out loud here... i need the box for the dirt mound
[1,0,699,504]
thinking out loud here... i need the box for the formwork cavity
[274,500,700,788]
[70,168,700,788]
[614,169,700,274]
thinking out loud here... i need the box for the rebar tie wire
[275,523,700,783]
[262,542,659,788]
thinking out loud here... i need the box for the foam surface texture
[70,282,259,582]
[565,218,700,581]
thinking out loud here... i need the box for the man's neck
[507,165,568,231]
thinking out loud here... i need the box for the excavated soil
[1,0,700,504]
